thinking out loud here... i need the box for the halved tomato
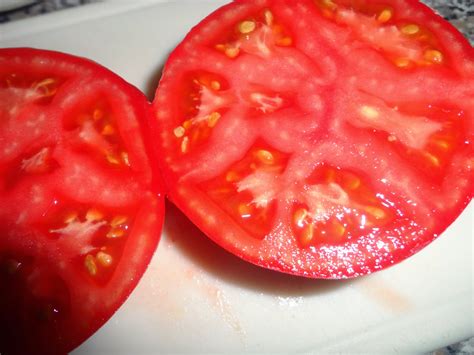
[0,48,164,354]
[152,0,473,278]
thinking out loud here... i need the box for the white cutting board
[1,1,473,353]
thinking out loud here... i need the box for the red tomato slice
[152,0,473,279]
[0,48,164,354]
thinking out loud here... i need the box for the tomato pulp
[0,48,164,354]
[152,0,473,278]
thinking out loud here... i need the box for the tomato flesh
[0,48,164,354]
[152,0,473,278]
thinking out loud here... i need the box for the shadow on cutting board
[163,201,357,298]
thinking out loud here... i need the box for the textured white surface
[1,1,472,353]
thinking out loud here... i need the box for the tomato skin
[152,0,473,279]
[0,48,164,354]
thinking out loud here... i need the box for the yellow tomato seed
[210,81,221,90]
[424,49,443,64]
[333,221,346,237]
[84,255,97,276]
[182,120,192,130]
[301,223,314,246]
[401,24,420,35]
[423,151,441,167]
[264,10,274,26]
[33,78,56,97]
[225,47,240,58]
[64,212,79,224]
[107,227,125,239]
[238,203,252,217]
[433,139,450,150]
[173,126,185,138]
[365,206,386,220]
[181,136,189,153]
[121,152,130,166]
[86,208,104,222]
[293,208,308,228]
[106,154,120,165]
[256,149,275,164]
[394,57,411,68]
[377,8,392,23]
[239,20,256,34]
[347,177,361,190]
[207,112,221,128]
[110,215,128,227]
[323,0,337,10]
[96,251,113,267]
[360,105,379,119]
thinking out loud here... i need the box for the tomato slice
[0,48,164,353]
[152,0,473,279]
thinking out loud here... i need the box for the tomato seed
[377,9,392,23]
[238,203,252,218]
[121,152,130,166]
[86,208,104,222]
[293,208,308,228]
[84,255,97,276]
[322,0,337,11]
[264,10,274,26]
[225,47,240,58]
[332,220,346,237]
[422,151,441,166]
[33,78,57,97]
[107,227,126,238]
[183,120,193,130]
[101,124,115,136]
[401,24,420,35]
[64,211,79,224]
[207,112,221,128]
[173,126,186,138]
[106,154,121,165]
[300,223,314,246]
[360,105,379,119]
[256,150,275,164]
[365,206,386,220]
[96,251,113,267]
[394,58,411,68]
[210,81,221,90]
[110,215,128,227]
[239,21,256,34]
[387,135,397,142]
[433,139,450,150]
[424,49,443,64]
[347,177,361,190]
[181,136,190,153]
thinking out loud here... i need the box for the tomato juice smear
[153,0,473,278]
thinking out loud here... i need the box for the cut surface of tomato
[152,0,473,279]
[0,48,164,354]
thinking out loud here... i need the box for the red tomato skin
[0,48,165,354]
[152,0,473,279]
